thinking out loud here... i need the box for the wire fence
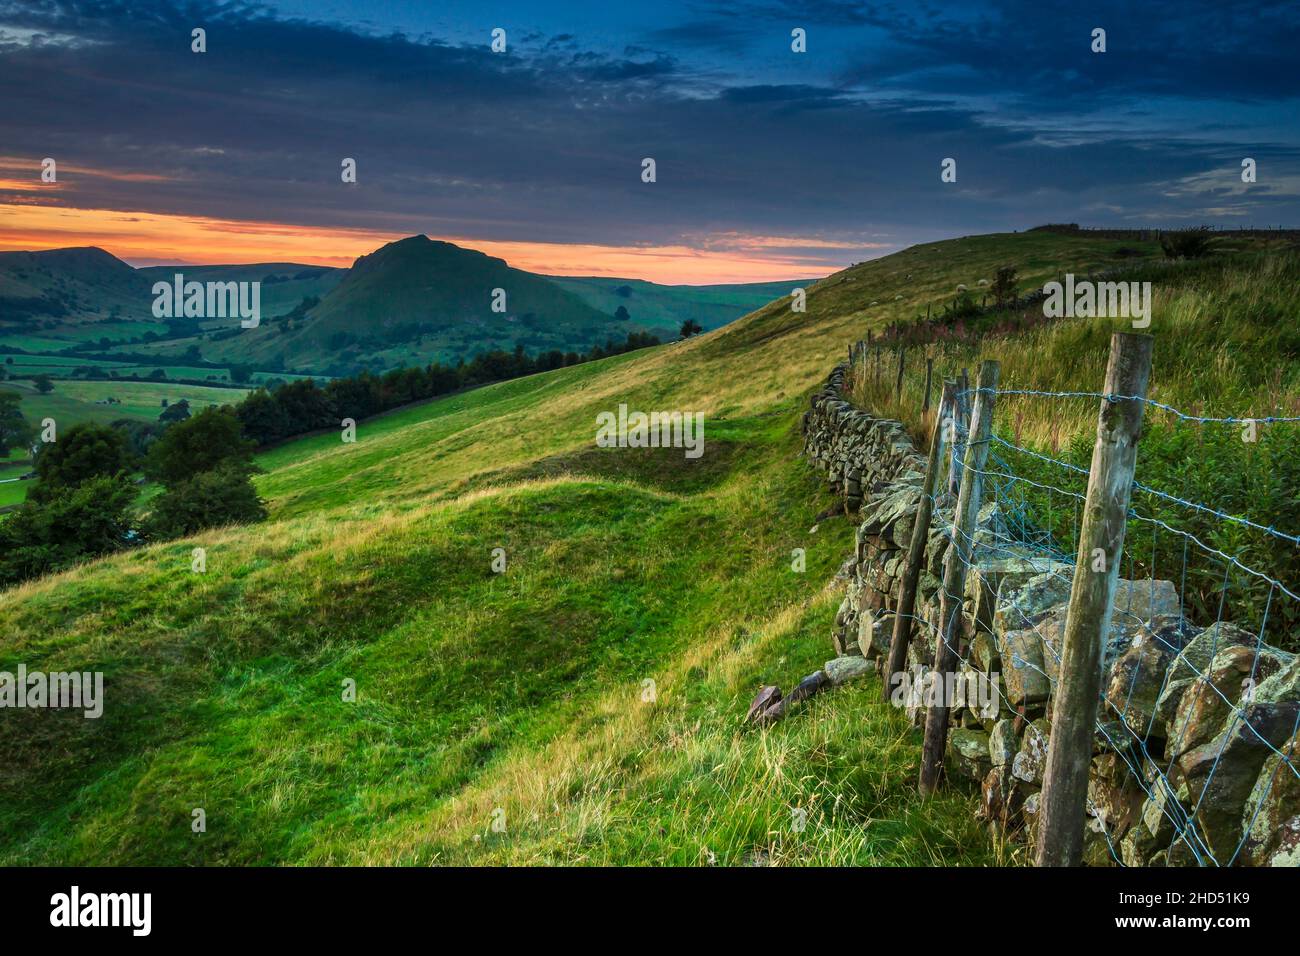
[849,340,1299,866]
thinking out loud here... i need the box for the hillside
[137,262,346,321]
[214,236,625,371]
[548,275,810,335]
[1,240,806,380]
[0,246,152,334]
[2,230,1295,865]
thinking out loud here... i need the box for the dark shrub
[146,405,257,487]
[0,475,137,585]
[1160,229,1214,260]
[144,464,267,538]
[31,422,135,501]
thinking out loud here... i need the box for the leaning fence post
[948,368,971,499]
[919,359,999,796]
[895,347,906,401]
[922,357,934,412]
[885,380,954,703]
[1036,332,1153,866]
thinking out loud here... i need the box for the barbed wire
[857,366,1300,867]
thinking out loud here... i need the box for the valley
[4,229,1293,864]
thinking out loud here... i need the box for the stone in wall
[801,355,1300,867]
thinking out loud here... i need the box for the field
[0,377,251,508]
[1,230,1292,865]
[3,351,319,385]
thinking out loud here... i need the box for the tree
[31,422,134,501]
[159,398,191,423]
[0,475,137,586]
[272,379,335,433]
[990,266,1019,307]
[236,388,292,445]
[0,391,33,457]
[679,319,704,339]
[614,305,631,322]
[110,418,164,459]
[1161,228,1214,260]
[146,405,257,487]
[33,374,54,393]
[144,463,267,539]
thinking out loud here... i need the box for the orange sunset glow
[0,202,857,283]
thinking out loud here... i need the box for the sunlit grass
[9,230,1289,864]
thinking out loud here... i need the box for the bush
[146,406,257,487]
[1160,229,1214,260]
[159,398,191,423]
[144,464,268,538]
[990,266,1018,306]
[31,422,135,501]
[0,475,137,585]
[0,390,33,456]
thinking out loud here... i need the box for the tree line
[0,331,663,587]
[235,332,661,445]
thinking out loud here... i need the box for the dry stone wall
[801,360,1300,867]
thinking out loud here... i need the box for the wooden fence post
[947,368,971,499]
[922,357,934,412]
[895,347,906,401]
[884,380,954,703]
[1036,332,1153,866]
[919,359,999,796]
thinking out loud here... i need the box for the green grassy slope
[548,275,815,336]
[137,262,346,324]
[5,229,1288,865]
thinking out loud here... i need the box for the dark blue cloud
[0,0,1296,268]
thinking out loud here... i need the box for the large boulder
[1168,644,1288,760]
[947,727,993,782]
[989,718,1020,769]
[1012,718,1051,786]
[1109,578,1181,624]
[1103,616,1198,740]
[1254,653,1300,704]
[1238,729,1300,866]
[964,552,1067,643]
[1036,582,1181,685]
[993,571,1071,636]
[1166,621,1256,683]
[857,608,895,659]
[824,655,873,687]
[1173,701,1300,862]
[858,484,921,538]
[998,628,1051,707]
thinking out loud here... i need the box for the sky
[0,0,1297,283]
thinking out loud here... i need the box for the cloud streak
[0,0,1296,279]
